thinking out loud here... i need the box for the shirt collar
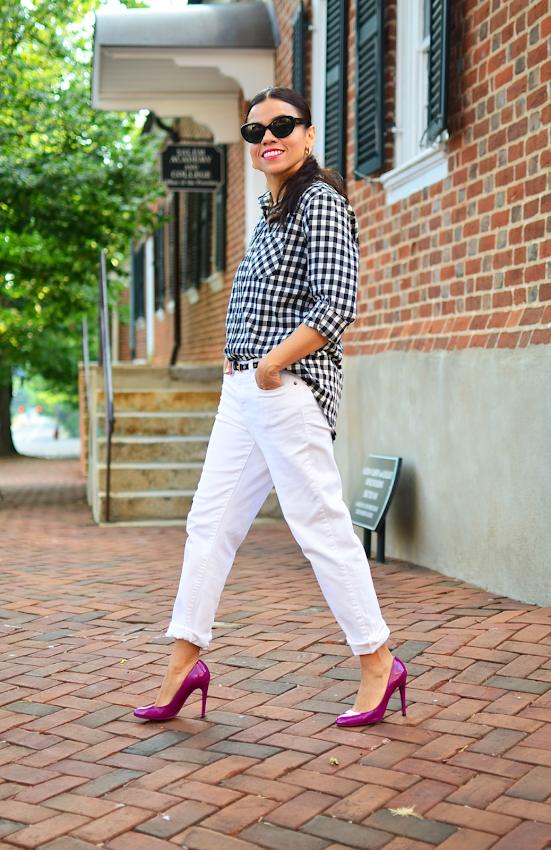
[259,190,272,219]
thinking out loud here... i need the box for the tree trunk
[0,381,17,457]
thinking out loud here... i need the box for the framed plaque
[161,143,225,192]
[351,455,402,563]
[351,454,402,531]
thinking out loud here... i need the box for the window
[132,243,144,321]
[184,193,211,290]
[324,0,348,178]
[394,0,430,167]
[380,0,450,203]
[164,147,227,299]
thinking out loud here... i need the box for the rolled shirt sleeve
[302,191,359,345]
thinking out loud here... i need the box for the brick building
[92,0,551,602]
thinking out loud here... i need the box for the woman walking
[135,87,406,727]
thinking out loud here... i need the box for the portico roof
[92,2,279,143]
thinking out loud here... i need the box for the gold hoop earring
[251,162,258,170]
[305,147,312,156]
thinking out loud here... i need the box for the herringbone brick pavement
[0,460,85,506]
[0,502,550,850]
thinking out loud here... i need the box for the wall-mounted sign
[161,143,225,192]
[351,454,402,532]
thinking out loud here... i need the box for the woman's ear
[306,125,316,150]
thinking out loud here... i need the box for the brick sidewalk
[0,459,85,507]
[0,455,86,504]
[1,502,550,850]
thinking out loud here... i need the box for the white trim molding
[380,142,448,205]
[206,271,224,294]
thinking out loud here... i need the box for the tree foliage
[0,0,162,450]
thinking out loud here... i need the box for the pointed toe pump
[134,659,210,721]
[335,656,407,727]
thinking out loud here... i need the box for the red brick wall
[342,0,551,355]
[134,324,147,360]
[275,0,298,90]
[152,312,174,366]
[118,288,131,362]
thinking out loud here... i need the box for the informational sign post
[350,454,402,563]
[161,143,225,192]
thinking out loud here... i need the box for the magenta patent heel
[134,659,210,721]
[201,683,208,717]
[399,681,407,716]
[335,656,407,727]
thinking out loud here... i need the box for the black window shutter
[292,2,305,95]
[187,194,200,289]
[214,146,227,272]
[132,244,144,321]
[214,190,226,273]
[426,0,450,142]
[355,0,384,177]
[168,193,177,299]
[153,215,166,312]
[199,194,211,282]
[324,0,348,178]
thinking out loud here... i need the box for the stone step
[97,488,283,525]
[98,436,209,463]
[97,411,216,437]
[107,363,222,390]
[98,463,203,491]
[98,491,195,521]
[98,389,220,413]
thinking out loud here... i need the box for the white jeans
[166,367,390,655]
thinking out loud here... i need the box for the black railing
[82,316,91,414]
[97,250,115,522]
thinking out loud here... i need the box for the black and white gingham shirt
[225,181,359,438]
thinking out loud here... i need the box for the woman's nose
[262,129,279,144]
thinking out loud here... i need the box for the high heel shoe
[335,656,407,727]
[134,659,210,721]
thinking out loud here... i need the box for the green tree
[0,0,162,455]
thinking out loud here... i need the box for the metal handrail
[98,250,115,522]
[82,316,91,413]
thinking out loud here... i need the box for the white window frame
[381,0,447,204]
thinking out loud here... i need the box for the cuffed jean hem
[347,623,391,656]
[165,622,209,650]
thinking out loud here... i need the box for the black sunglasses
[240,115,307,145]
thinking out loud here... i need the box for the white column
[145,236,155,362]
[310,0,327,165]
[245,158,268,248]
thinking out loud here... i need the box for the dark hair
[247,87,348,228]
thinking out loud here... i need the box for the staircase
[85,364,282,526]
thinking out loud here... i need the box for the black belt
[233,361,259,371]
